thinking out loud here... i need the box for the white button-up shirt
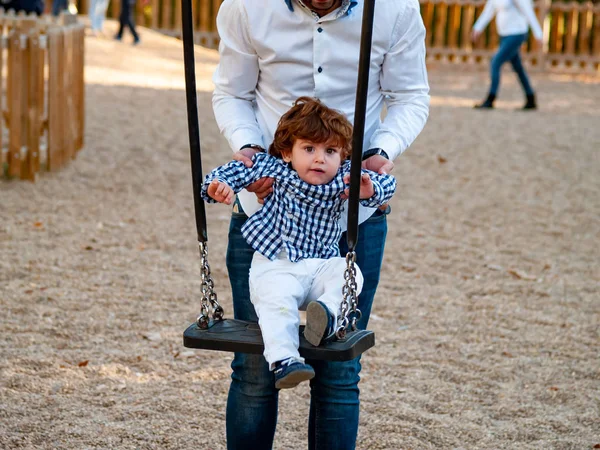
[473,0,543,39]
[213,0,429,221]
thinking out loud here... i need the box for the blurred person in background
[114,0,140,45]
[89,0,109,36]
[0,0,44,15]
[472,0,543,110]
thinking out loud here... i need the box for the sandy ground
[1,20,599,450]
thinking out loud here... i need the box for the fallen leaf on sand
[78,360,89,367]
[508,269,537,280]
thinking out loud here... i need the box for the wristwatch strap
[240,144,265,152]
[361,148,389,161]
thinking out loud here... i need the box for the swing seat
[183,319,375,361]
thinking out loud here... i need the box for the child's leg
[306,257,364,316]
[303,257,364,346]
[249,253,309,369]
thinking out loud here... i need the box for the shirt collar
[284,0,358,15]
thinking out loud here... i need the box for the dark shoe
[474,93,496,109]
[304,301,336,347]
[273,359,315,389]
[522,94,537,110]
[133,37,140,46]
[114,34,122,41]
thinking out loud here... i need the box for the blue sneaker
[304,301,336,347]
[273,358,315,389]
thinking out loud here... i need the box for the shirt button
[317,27,323,33]
[317,67,323,73]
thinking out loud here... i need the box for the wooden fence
[55,0,599,73]
[1,11,85,181]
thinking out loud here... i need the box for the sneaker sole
[304,302,329,347]
[275,370,315,389]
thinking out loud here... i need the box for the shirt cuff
[229,128,265,154]
[359,180,386,208]
[369,135,403,161]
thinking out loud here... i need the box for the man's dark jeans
[224,202,389,450]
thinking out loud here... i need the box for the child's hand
[207,179,234,205]
[342,173,374,200]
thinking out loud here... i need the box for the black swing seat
[183,319,375,361]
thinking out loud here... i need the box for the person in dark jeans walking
[114,0,140,45]
[471,0,543,110]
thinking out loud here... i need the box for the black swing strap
[181,0,207,244]
[346,0,376,253]
[336,0,377,337]
[181,0,224,327]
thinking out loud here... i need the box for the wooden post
[564,4,577,56]
[421,1,434,47]
[47,29,64,171]
[199,0,210,32]
[434,2,447,48]
[151,0,160,29]
[161,0,172,29]
[578,3,593,56]
[447,2,460,49]
[8,27,23,178]
[462,4,475,51]
[175,0,182,33]
[592,7,600,57]
[549,8,564,54]
[76,25,85,151]
[0,19,4,170]
[23,18,40,181]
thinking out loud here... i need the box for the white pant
[249,251,364,369]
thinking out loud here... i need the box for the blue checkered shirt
[201,153,396,262]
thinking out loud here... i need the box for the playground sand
[1,21,599,450]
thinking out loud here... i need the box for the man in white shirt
[212,0,429,448]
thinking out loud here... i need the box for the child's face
[283,138,343,185]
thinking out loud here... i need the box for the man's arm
[212,0,264,153]
[368,0,430,162]
[472,0,496,35]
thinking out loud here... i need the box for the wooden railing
[1,11,85,181]
[59,0,600,72]
[52,0,600,73]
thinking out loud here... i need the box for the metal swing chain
[196,242,224,329]
[336,251,362,339]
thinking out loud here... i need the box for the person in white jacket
[471,0,543,109]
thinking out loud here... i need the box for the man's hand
[247,177,274,204]
[471,29,482,43]
[233,147,274,204]
[342,173,375,199]
[361,154,394,175]
[207,179,235,205]
[233,147,261,168]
